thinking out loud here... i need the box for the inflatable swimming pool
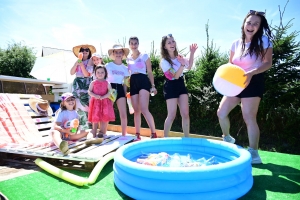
[114,138,253,200]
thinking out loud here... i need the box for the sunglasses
[66,97,75,102]
[80,48,90,52]
[249,10,265,16]
[162,34,173,39]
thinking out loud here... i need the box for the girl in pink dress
[88,66,115,137]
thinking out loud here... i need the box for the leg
[100,121,108,134]
[164,98,178,137]
[139,90,156,133]
[91,122,98,137]
[241,97,261,149]
[217,96,240,137]
[178,94,189,137]
[51,130,63,148]
[69,130,89,140]
[116,97,127,136]
[131,94,142,134]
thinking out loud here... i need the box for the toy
[77,52,83,63]
[164,67,176,80]
[126,93,134,114]
[35,158,88,186]
[108,89,117,102]
[63,119,79,134]
[213,63,247,97]
[124,77,130,87]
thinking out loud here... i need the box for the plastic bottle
[126,93,134,114]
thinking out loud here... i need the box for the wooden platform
[0,93,135,171]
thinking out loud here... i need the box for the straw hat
[72,44,96,57]
[28,98,53,116]
[108,44,129,60]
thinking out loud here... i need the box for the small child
[51,93,90,155]
[88,66,115,138]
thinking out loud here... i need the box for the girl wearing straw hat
[106,44,130,137]
[70,44,96,130]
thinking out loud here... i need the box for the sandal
[59,140,70,155]
[85,138,104,145]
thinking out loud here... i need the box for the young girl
[88,66,115,137]
[51,92,90,155]
[89,52,106,80]
[106,44,130,136]
[217,10,273,164]
[160,34,198,137]
[70,44,96,130]
[126,36,157,140]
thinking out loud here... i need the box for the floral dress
[88,80,115,122]
[72,59,92,130]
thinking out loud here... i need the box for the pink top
[126,53,149,74]
[231,35,273,73]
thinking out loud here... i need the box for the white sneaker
[248,148,262,164]
[223,135,235,144]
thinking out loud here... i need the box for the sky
[0,0,299,59]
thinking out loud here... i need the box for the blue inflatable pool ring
[113,138,253,200]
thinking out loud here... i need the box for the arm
[187,43,198,70]
[123,79,128,95]
[53,122,72,135]
[101,82,113,99]
[244,48,273,85]
[70,61,79,75]
[146,58,157,93]
[88,81,100,99]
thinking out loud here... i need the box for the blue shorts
[163,77,188,100]
[236,73,264,98]
[111,83,126,101]
[130,73,151,96]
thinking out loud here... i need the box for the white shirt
[231,35,273,73]
[126,53,149,74]
[55,110,79,129]
[106,62,130,84]
[160,58,189,78]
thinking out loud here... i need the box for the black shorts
[111,83,126,101]
[163,77,188,100]
[130,73,151,96]
[236,73,264,98]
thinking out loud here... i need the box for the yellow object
[108,89,117,102]
[34,158,88,186]
[124,77,130,87]
[88,152,115,184]
[213,63,247,97]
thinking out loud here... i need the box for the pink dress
[88,80,115,122]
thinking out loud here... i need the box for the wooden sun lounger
[0,93,135,171]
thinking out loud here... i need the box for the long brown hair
[241,11,273,61]
[160,34,179,66]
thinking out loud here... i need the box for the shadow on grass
[240,163,300,200]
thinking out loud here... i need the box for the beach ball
[213,63,247,97]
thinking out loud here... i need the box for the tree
[0,42,36,78]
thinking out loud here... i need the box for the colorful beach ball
[213,63,247,97]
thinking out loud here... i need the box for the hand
[244,69,257,86]
[177,55,185,65]
[190,43,198,54]
[150,87,157,95]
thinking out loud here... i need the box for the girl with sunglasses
[70,44,96,130]
[217,10,273,164]
[126,36,157,140]
[160,34,198,137]
[51,93,90,155]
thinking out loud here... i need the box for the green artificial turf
[0,150,299,200]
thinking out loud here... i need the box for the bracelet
[152,84,155,87]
